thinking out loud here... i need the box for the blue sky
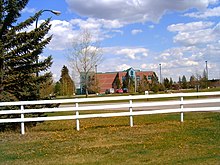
[21,0,220,83]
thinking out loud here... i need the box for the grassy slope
[0,112,219,165]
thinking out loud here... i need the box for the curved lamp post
[35,9,61,96]
[35,10,61,29]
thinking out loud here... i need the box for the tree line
[44,67,210,97]
[160,71,209,91]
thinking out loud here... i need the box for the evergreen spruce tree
[59,65,75,96]
[54,81,61,95]
[163,78,170,89]
[114,74,121,89]
[181,75,188,89]
[0,0,53,101]
[169,77,173,89]
[0,0,54,131]
[122,74,135,93]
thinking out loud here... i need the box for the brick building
[95,67,157,93]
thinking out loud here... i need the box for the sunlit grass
[0,112,219,165]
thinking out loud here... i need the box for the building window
[148,75,152,80]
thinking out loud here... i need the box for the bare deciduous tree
[68,29,102,97]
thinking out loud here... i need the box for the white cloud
[158,47,201,68]
[69,18,124,42]
[116,48,148,59]
[111,30,124,35]
[168,21,214,32]
[70,18,123,30]
[168,21,220,46]
[141,64,147,69]
[148,25,155,29]
[22,7,37,14]
[66,0,213,24]
[44,18,124,50]
[116,64,131,71]
[184,6,220,18]
[141,63,158,70]
[173,29,214,45]
[39,55,47,61]
[47,20,77,50]
[131,29,143,35]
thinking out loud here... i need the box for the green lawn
[0,112,219,165]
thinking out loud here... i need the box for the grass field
[0,112,219,165]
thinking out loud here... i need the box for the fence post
[21,105,25,135]
[180,96,184,122]
[129,98,133,127]
[75,102,80,131]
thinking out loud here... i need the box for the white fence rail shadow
[0,91,220,134]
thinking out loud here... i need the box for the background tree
[150,74,159,93]
[0,0,53,131]
[163,78,170,89]
[114,74,121,89]
[178,76,182,89]
[122,75,129,90]
[122,74,135,92]
[68,29,102,97]
[189,75,196,88]
[54,81,61,95]
[138,75,150,93]
[181,75,188,89]
[59,65,75,96]
[128,77,135,93]
[87,72,100,94]
[39,77,54,99]
[169,78,173,89]
[200,69,209,88]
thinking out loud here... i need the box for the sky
[21,0,220,84]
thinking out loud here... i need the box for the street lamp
[159,64,162,83]
[35,9,61,96]
[35,10,61,29]
[205,61,208,80]
[205,61,208,88]
[35,10,61,77]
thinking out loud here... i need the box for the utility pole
[205,61,208,88]
[159,64,162,83]
[205,61,208,80]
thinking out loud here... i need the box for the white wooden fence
[0,91,220,134]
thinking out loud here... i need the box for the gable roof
[96,72,117,92]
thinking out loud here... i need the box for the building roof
[136,71,154,77]
[96,72,117,92]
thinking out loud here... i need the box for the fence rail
[1,91,220,134]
